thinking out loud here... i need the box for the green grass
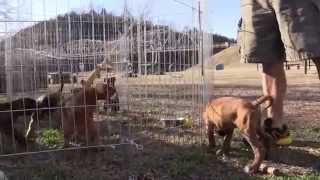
[290,128,320,142]
[167,147,208,177]
[37,128,64,149]
[0,95,8,103]
[264,174,320,180]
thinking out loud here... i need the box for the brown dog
[25,78,65,140]
[33,82,117,146]
[60,83,117,146]
[203,95,272,174]
[36,76,64,117]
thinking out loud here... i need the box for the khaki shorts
[238,0,320,63]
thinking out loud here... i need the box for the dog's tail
[251,95,273,110]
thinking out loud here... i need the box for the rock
[266,167,280,176]
[259,163,268,173]
[259,164,280,176]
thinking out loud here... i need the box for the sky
[0,0,240,38]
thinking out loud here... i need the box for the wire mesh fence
[1,1,320,179]
[0,0,214,159]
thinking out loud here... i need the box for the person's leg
[261,62,287,128]
[239,0,292,145]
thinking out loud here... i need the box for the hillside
[2,10,235,51]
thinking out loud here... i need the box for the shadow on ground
[267,141,320,173]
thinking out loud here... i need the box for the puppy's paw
[216,149,223,156]
[215,149,230,162]
[243,166,251,174]
[243,165,258,175]
[216,147,230,155]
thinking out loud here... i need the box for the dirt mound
[205,45,240,68]
[187,45,241,73]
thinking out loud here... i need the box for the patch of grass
[167,146,208,177]
[37,128,64,149]
[312,128,320,133]
[0,95,8,103]
[263,173,320,180]
[290,128,320,142]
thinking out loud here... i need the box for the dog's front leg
[25,113,35,140]
[242,130,265,175]
[257,128,272,160]
[221,129,234,154]
[62,110,73,147]
[207,121,215,149]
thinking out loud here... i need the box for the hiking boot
[264,118,292,145]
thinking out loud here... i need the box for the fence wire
[0,0,214,158]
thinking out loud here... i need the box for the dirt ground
[0,62,320,179]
